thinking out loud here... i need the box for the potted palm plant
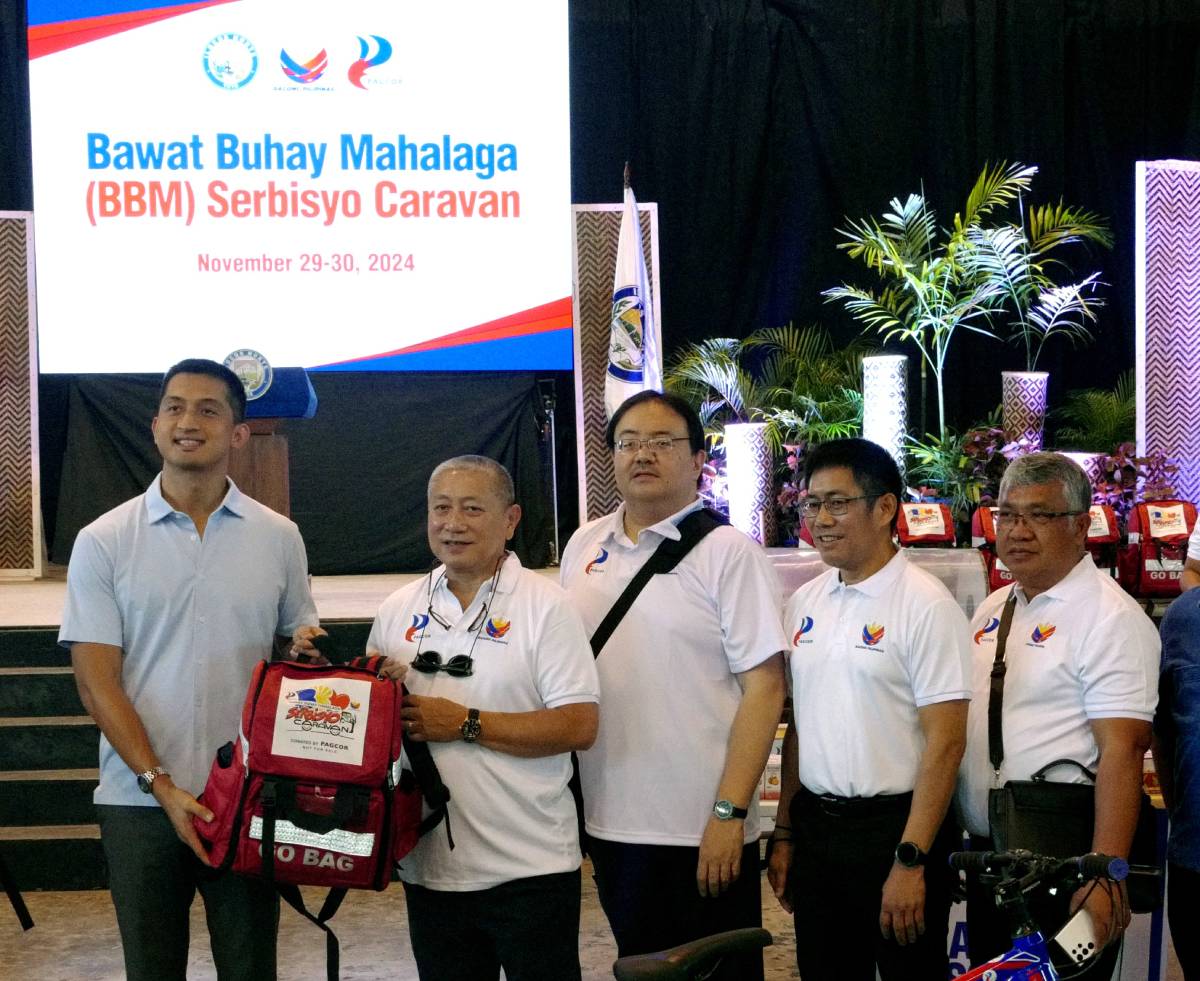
[967,179,1112,449]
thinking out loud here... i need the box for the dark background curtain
[6,1,1200,569]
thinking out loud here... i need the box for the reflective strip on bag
[249,816,376,857]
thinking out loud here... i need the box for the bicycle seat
[612,928,773,980]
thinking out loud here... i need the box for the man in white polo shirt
[955,452,1158,978]
[61,359,320,981]
[560,391,787,981]
[369,455,599,981]
[768,437,970,981]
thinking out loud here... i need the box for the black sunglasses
[411,649,475,677]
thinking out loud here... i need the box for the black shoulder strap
[399,683,455,850]
[589,507,727,657]
[987,589,1019,776]
[277,883,347,981]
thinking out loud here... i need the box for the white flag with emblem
[604,180,661,419]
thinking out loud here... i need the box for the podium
[227,368,317,518]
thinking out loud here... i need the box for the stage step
[0,666,84,716]
[0,627,67,668]
[0,825,106,891]
[0,769,99,825]
[0,717,100,770]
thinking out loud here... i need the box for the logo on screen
[348,35,393,89]
[203,33,258,90]
[280,48,329,84]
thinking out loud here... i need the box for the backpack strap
[277,884,347,981]
[589,506,727,656]
[399,683,455,850]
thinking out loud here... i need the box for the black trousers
[96,804,279,981]
[1168,862,1200,980]
[587,836,765,981]
[787,788,958,981]
[965,834,1120,980]
[403,869,582,981]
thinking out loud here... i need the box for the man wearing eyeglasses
[560,391,788,981]
[366,455,600,981]
[955,452,1158,978]
[767,438,970,980]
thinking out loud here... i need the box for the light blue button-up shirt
[60,475,318,806]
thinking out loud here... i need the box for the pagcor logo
[485,617,511,639]
[792,616,814,646]
[280,48,328,84]
[861,623,885,647]
[974,617,1000,645]
[585,547,609,575]
[349,34,392,89]
[405,614,429,643]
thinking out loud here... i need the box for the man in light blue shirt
[60,358,319,981]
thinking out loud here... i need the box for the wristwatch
[460,707,482,743]
[712,799,748,821]
[136,766,168,794]
[894,840,927,868]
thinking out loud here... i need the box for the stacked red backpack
[194,650,451,980]
[896,502,956,547]
[1118,499,1198,598]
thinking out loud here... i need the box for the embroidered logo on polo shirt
[405,614,429,643]
[792,616,814,646]
[585,547,609,575]
[485,617,511,639]
[974,617,1000,645]
[861,623,885,647]
[1030,623,1056,645]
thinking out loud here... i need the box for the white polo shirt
[560,499,788,846]
[955,556,1159,837]
[1188,519,1200,562]
[367,552,598,891]
[785,549,971,798]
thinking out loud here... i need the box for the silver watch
[136,766,167,794]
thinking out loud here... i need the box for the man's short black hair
[159,359,247,423]
[605,390,705,454]
[804,438,904,529]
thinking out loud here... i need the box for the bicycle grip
[948,851,1001,872]
[1073,853,1128,881]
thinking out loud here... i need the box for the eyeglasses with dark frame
[411,554,505,678]
[993,508,1085,528]
[800,495,877,520]
[612,436,691,455]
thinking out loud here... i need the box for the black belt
[795,785,913,818]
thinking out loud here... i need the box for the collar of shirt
[822,547,906,597]
[603,498,704,549]
[143,473,244,524]
[1012,553,1092,608]
[429,550,522,618]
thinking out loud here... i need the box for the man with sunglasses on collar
[768,438,970,980]
[367,455,599,981]
[955,453,1158,978]
[560,391,788,981]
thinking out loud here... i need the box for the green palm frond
[1050,371,1135,452]
[1027,202,1114,252]
[956,162,1038,233]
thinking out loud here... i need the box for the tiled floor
[2,864,1184,980]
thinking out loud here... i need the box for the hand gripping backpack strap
[277,883,347,981]
[572,506,728,850]
[399,683,455,849]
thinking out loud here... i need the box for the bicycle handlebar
[948,849,1128,882]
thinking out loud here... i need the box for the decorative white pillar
[862,355,907,473]
[1059,450,1105,485]
[1001,371,1050,451]
[724,422,776,546]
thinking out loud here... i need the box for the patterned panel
[573,206,658,522]
[725,423,776,545]
[862,355,907,474]
[1143,163,1200,505]
[0,215,37,573]
[1001,371,1049,451]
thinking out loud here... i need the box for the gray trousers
[97,804,279,981]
